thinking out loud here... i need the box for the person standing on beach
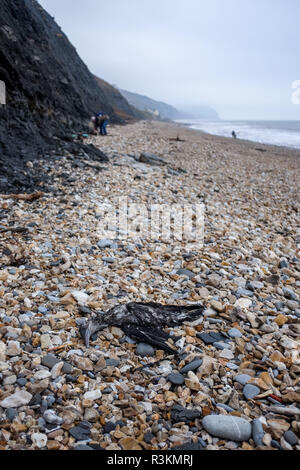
[232,130,237,139]
[100,114,110,136]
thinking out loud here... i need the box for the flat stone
[6,341,21,356]
[136,343,155,357]
[197,333,216,345]
[243,384,260,400]
[44,410,63,425]
[202,415,252,442]
[252,419,264,446]
[171,405,202,423]
[214,341,230,350]
[168,373,185,385]
[69,423,92,441]
[283,288,297,301]
[32,433,48,449]
[236,288,254,297]
[5,408,18,421]
[176,268,195,279]
[216,403,234,412]
[247,281,264,291]
[17,378,27,387]
[234,298,252,309]
[235,374,252,386]
[83,390,102,401]
[0,390,32,408]
[219,349,234,360]
[71,290,90,306]
[41,355,60,369]
[284,430,298,446]
[228,328,243,338]
[180,359,203,374]
[97,239,117,249]
[105,359,120,367]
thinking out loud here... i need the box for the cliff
[0,0,142,193]
[120,89,220,121]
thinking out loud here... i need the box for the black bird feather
[80,302,204,354]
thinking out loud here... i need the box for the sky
[39,0,300,120]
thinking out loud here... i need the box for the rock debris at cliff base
[0,121,299,451]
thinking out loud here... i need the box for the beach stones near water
[202,415,252,442]
[0,390,32,408]
[243,384,260,400]
[168,373,185,385]
[136,343,155,357]
[180,359,203,374]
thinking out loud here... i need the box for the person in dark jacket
[100,114,109,136]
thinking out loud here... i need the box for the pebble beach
[0,120,299,451]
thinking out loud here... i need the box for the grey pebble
[136,343,155,357]
[97,240,117,249]
[41,355,60,369]
[243,384,260,400]
[16,378,27,387]
[167,373,185,385]
[202,415,252,442]
[214,341,230,350]
[180,359,203,374]
[228,328,243,338]
[5,408,18,421]
[176,268,195,279]
[283,287,297,301]
[216,403,234,412]
[38,306,48,314]
[234,374,252,385]
[252,419,264,446]
[284,430,298,446]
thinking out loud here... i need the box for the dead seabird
[80,302,204,354]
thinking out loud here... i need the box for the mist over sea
[177,120,300,149]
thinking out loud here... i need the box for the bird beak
[80,321,108,347]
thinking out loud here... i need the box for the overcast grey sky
[39,0,299,120]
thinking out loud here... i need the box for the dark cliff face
[0,0,142,192]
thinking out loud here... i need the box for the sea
[177,120,300,150]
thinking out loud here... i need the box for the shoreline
[0,120,299,451]
[173,120,300,153]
